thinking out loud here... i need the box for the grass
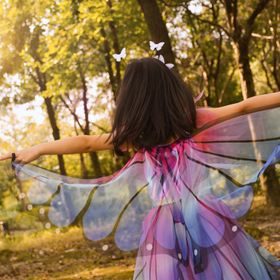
[0,227,136,279]
[0,195,280,279]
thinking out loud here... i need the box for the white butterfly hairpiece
[111,42,174,70]
[113,48,126,62]
[149,41,165,51]
[154,54,174,69]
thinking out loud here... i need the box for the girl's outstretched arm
[205,91,280,120]
[0,134,114,164]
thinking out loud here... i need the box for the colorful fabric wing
[187,106,280,226]
[12,152,154,251]
[133,106,280,279]
[11,105,280,279]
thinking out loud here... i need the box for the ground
[0,195,279,280]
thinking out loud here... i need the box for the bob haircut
[108,57,197,156]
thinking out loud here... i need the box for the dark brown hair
[108,57,197,156]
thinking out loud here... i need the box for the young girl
[1,57,280,279]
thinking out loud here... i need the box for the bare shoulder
[196,102,245,128]
[196,106,218,126]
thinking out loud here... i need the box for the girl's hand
[0,146,41,164]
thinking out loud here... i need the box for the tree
[221,0,270,99]
[137,0,176,67]
[0,0,67,175]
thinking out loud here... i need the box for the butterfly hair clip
[154,54,174,69]
[149,41,174,69]
[112,41,174,69]
[113,48,126,62]
[149,41,165,51]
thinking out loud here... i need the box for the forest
[0,0,279,279]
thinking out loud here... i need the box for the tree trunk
[223,0,270,98]
[88,152,102,177]
[231,39,256,99]
[100,26,117,98]
[78,65,102,177]
[44,96,67,175]
[79,153,88,179]
[74,120,89,179]
[107,0,122,96]
[30,28,67,176]
[137,0,176,66]
[264,167,280,206]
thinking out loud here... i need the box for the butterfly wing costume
[11,106,280,280]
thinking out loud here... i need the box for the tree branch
[252,32,274,40]
[246,0,270,35]
[89,121,110,133]
[158,0,186,8]
[59,95,84,132]
[185,8,231,37]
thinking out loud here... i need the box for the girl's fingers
[2,153,21,162]
[0,151,33,164]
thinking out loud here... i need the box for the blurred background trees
[0,0,279,227]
